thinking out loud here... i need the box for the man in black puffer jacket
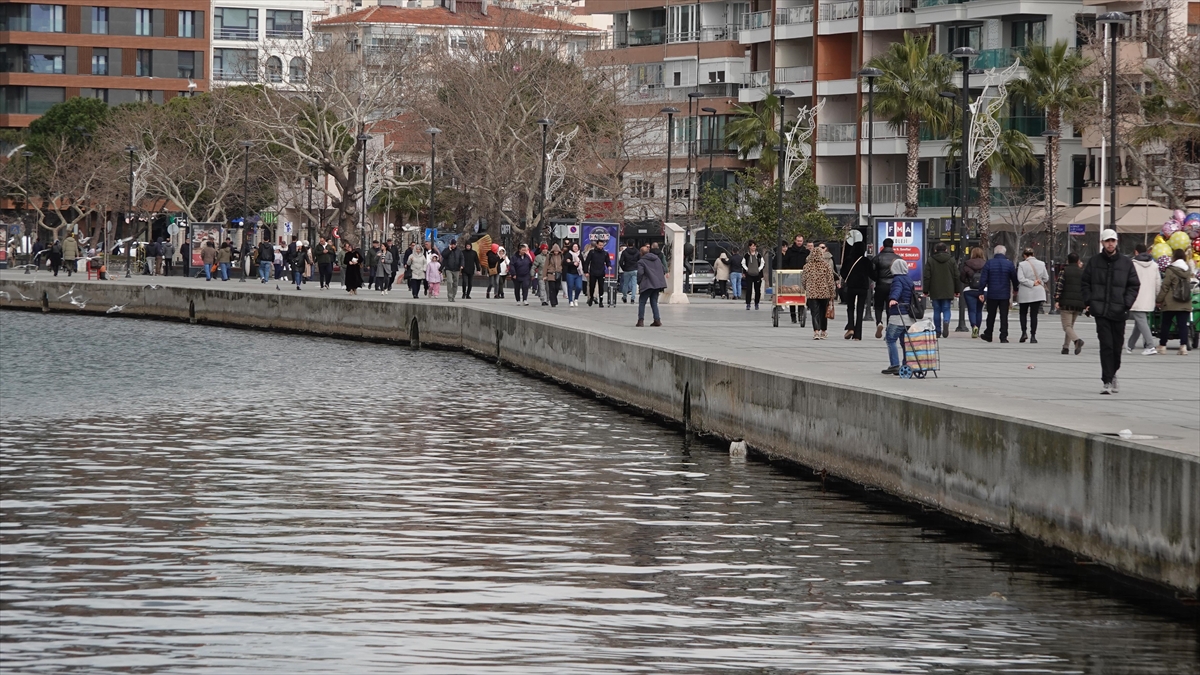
[781,234,810,323]
[1081,229,1140,395]
[868,238,899,338]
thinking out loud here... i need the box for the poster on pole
[581,222,619,278]
[874,218,926,291]
[1068,223,1086,236]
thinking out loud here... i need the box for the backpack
[907,290,926,320]
[1172,275,1191,303]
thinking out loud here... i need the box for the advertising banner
[875,218,926,291]
[1068,223,1086,236]
[582,222,619,277]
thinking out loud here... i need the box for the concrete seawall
[2,277,1196,595]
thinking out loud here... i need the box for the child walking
[426,253,443,298]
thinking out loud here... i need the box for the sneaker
[1062,347,1070,355]
[1075,339,1084,355]
[1100,383,1112,395]
[981,334,993,343]
[971,326,979,338]
[542,302,548,306]
[1142,347,1158,356]
[524,301,529,306]
[1124,347,1134,354]
[1180,346,1190,356]
[1156,345,1166,354]
[1111,376,1119,394]
[875,323,884,339]
[746,305,751,310]
[999,338,1009,344]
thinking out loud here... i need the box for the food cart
[772,269,806,327]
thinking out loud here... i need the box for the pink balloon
[1173,209,1186,224]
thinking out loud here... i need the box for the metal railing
[819,0,859,21]
[615,27,666,46]
[215,26,257,40]
[775,65,813,83]
[212,68,257,82]
[864,120,906,139]
[917,186,1043,207]
[743,10,771,30]
[1004,116,1046,136]
[821,183,902,204]
[621,83,740,103]
[265,27,302,39]
[917,0,968,6]
[973,46,1025,69]
[817,123,856,142]
[864,0,915,16]
[743,70,771,88]
[776,4,814,25]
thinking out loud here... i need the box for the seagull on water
[106,304,126,314]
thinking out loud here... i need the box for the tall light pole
[21,150,32,272]
[1042,128,1061,315]
[661,107,679,225]
[538,118,552,243]
[701,107,718,265]
[426,128,440,238]
[687,91,703,219]
[858,67,882,229]
[125,145,135,278]
[357,133,370,243]
[951,47,978,250]
[240,140,251,282]
[771,88,792,261]
[306,161,317,245]
[1097,11,1130,234]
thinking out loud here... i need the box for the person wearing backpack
[1054,252,1086,355]
[923,242,961,338]
[869,238,899,338]
[977,245,1019,343]
[742,241,765,310]
[882,258,915,375]
[959,247,987,337]
[1156,249,1193,355]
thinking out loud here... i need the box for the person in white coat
[1016,248,1049,343]
[1126,242,1163,355]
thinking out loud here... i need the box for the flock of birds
[0,280,159,314]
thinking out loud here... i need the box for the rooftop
[314,3,599,32]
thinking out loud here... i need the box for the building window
[177,51,195,79]
[629,179,655,199]
[265,55,282,82]
[91,48,108,75]
[288,56,305,82]
[1011,20,1045,49]
[86,88,108,103]
[27,46,66,74]
[178,10,196,38]
[135,90,153,102]
[135,9,153,36]
[28,86,66,114]
[30,5,66,32]
[266,10,302,38]
[630,63,664,88]
[91,7,108,34]
[214,8,258,41]
[213,48,257,81]
[136,49,152,77]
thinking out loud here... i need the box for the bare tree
[0,135,114,241]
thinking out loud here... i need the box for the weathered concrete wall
[3,278,1197,594]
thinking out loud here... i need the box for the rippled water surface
[1,311,1196,673]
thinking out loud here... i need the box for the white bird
[0,291,9,300]
[69,297,87,310]
[144,284,160,290]
[106,304,125,314]
[16,291,31,301]
[57,286,77,299]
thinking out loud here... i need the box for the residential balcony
[819,0,859,21]
[1004,115,1046,136]
[973,47,1024,70]
[776,4,814,25]
[622,83,741,104]
[917,185,1043,208]
[917,0,967,6]
[820,183,902,205]
[614,23,742,47]
[615,27,665,47]
[865,0,915,15]
[215,27,257,41]
[213,68,257,82]
[265,27,303,39]
[743,70,770,88]
[775,65,813,84]
[743,10,772,30]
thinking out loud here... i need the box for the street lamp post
[537,118,552,243]
[858,68,882,229]
[240,140,251,282]
[357,133,370,244]
[1042,128,1061,315]
[771,88,792,277]
[1097,12,1130,233]
[687,92,703,219]
[661,107,680,225]
[950,47,978,250]
[702,106,717,264]
[21,151,32,273]
[125,145,135,278]
[306,161,317,245]
[426,128,440,238]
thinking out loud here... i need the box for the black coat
[510,254,533,280]
[1082,250,1140,320]
[1056,264,1085,311]
[870,248,899,286]
[841,243,871,291]
[441,246,464,272]
[619,246,640,272]
[585,248,610,277]
[461,248,479,275]
[781,246,809,270]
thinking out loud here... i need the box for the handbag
[826,302,835,320]
[838,256,862,303]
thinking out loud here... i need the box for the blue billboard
[875,218,926,291]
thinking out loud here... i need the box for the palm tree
[725,94,781,181]
[1010,40,1090,228]
[947,112,1037,245]
[866,33,958,216]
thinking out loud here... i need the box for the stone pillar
[663,221,690,304]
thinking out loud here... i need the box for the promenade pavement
[5,268,1198,457]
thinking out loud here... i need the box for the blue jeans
[219,262,230,281]
[963,292,982,328]
[730,272,742,299]
[638,289,661,322]
[620,270,637,298]
[886,323,906,368]
[932,298,953,334]
[204,263,213,280]
[293,270,303,287]
[565,273,583,302]
[258,260,271,282]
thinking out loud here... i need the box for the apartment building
[209,0,329,85]
[1,0,209,128]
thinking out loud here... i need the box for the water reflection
[1,312,1196,673]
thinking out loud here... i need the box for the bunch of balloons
[1153,210,1200,274]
